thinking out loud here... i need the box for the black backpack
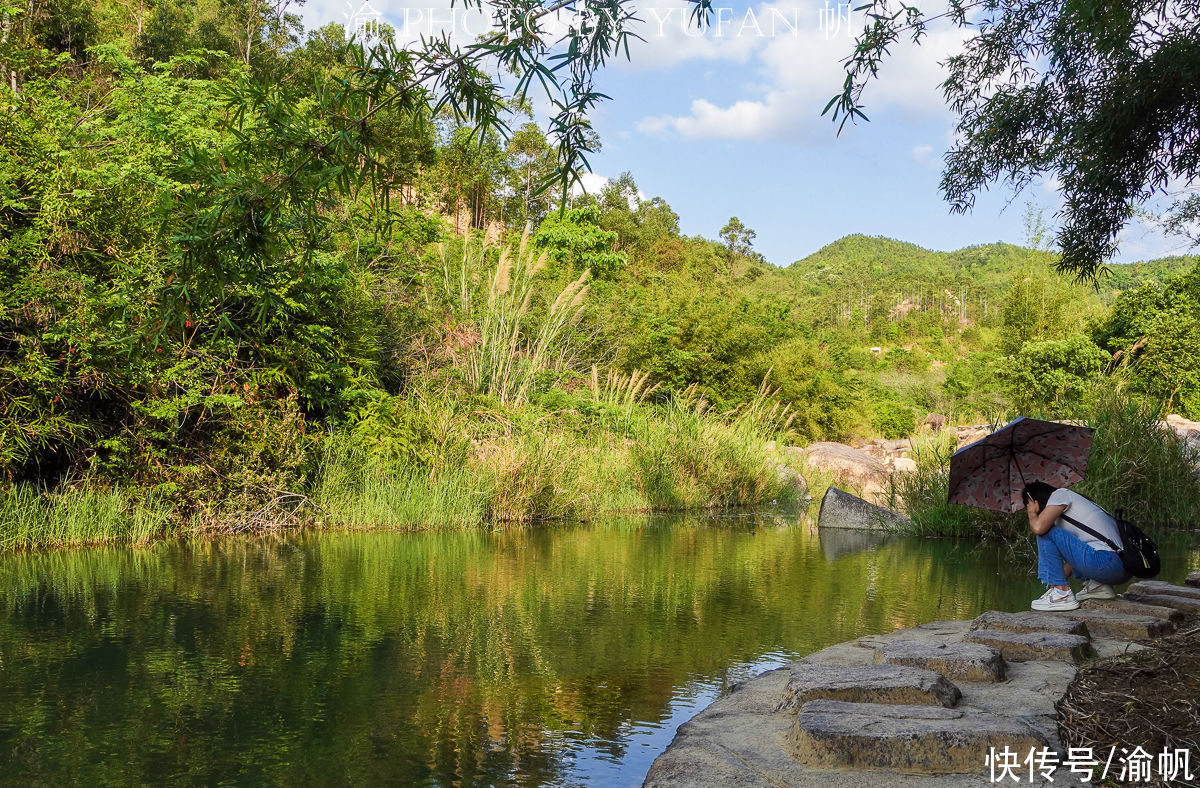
[1060,509,1161,579]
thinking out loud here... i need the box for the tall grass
[308,385,801,531]
[0,485,172,550]
[444,235,590,405]
[1075,389,1200,528]
[311,437,486,530]
[892,388,1200,537]
[892,432,1017,538]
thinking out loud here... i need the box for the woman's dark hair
[1022,482,1056,510]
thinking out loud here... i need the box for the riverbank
[0,399,809,550]
[644,578,1200,786]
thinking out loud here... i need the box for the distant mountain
[781,234,1195,304]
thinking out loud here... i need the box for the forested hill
[784,234,1188,305]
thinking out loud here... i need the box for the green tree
[997,269,1074,355]
[533,205,626,279]
[719,216,755,256]
[1094,274,1200,416]
[823,0,1200,278]
[1002,335,1109,416]
[503,122,556,229]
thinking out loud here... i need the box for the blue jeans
[1037,526,1131,586]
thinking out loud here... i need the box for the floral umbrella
[947,417,1095,513]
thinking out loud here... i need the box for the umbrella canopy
[947,417,1095,513]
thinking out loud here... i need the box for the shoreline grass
[0,399,808,551]
[892,389,1200,538]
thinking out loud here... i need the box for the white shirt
[1048,488,1122,552]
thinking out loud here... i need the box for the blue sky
[302,0,1190,266]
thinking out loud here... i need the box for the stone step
[1123,591,1200,614]
[776,662,961,712]
[1051,608,1174,640]
[970,610,1089,637]
[790,699,1048,775]
[874,639,1006,682]
[1126,580,1200,601]
[963,629,1094,663]
[1187,571,1200,588]
[1081,597,1184,622]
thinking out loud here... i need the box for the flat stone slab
[1126,580,1200,600]
[1082,597,1184,622]
[790,700,1048,775]
[1187,571,1200,588]
[1122,591,1200,614]
[777,663,961,711]
[970,610,1089,637]
[963,629,1094,663]
[874,640,1006,683]
[1051,608,1174,640]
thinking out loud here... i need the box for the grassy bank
[892,389,1200,538]
[0,393,806,550]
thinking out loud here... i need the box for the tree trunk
[1,10,14,93]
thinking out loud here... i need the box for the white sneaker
[1076,579,1116,601]
[1031,586,1079,611]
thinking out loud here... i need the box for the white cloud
[910,144,935,166]
[635,0,966,142]
[570,172,611,197]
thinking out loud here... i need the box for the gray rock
[1052,608,1174,640]
[1126,580,1200,600]
[1081,597,1184,622]
[923,413,947,431]
[777,663,961,711]
[794,443,890,503]
[874,640,1006,683]
[818,487,910,532]
[1188,571,1200,588]
[963,629,1094,663]
[774,463,810,498]
[970,610,1089,637]
[1122,591,1200,614]
[789,700,1048,775]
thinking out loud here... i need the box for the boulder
[923,413,947,432]
[970,610,1089,637]
[773,463,809,497]
[890,456,918,473]
[818,487,910,532]
[963,629,1094,663]
[776,663,961,711]
[790,700,1049,774]
[953,425,990,449]
[874,640,1006,682]
[1187,571,1200,588]
[793,442,889,503]
[1164,414,1200,441]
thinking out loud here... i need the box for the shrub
[872,401,916,439]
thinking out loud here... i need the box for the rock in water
[818,487,910,532]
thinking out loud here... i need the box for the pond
[0,513,1197,787]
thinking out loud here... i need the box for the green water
[0,513,1197,787]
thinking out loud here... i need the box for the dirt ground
[1057,623,1200,788]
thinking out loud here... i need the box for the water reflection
[0,513,1196,787]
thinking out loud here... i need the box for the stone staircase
[643,577,1200,788]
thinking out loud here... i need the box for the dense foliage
[1,1,1199,540]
